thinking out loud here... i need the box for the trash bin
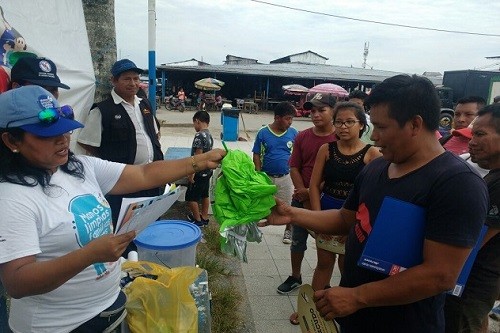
[221,107,240,141]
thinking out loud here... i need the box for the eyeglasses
[6,105,74,128]
[333,120,360,128]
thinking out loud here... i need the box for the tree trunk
[82,0,116,102]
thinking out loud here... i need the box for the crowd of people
[263,75,499,333]
[0,56,498,333]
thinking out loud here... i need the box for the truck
[436,69,500,133]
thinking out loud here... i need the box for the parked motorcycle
[164,95,185,112]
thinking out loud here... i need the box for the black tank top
[322,141,371,199]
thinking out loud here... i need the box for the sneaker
[282,229,292,244]
[187,213,205,227]
[277,276,302,294]
[489,304,500,320]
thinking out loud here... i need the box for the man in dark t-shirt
[265,75,488,332]
[444,103,500,332]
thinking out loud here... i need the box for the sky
[115,0,500,75]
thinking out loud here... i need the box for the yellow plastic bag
[122,261,202,333]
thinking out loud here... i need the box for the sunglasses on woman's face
[6,105,74,128]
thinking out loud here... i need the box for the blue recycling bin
[221,107,240,141]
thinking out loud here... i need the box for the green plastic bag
[213,150,277,260]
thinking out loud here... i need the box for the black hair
[333,102,368,138]
[477,103,500,134]
[274,101,296,117]
[365,74,440,131]
[0,128,85,191]
[457,96,486,108]
[193,110,210,124]
[348,90,368,100]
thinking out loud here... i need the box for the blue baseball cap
[111,59,143,77]
[0,86,83,137]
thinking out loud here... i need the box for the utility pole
[148,0,157,112]
[362,42,369,69]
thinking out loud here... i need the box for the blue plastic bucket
[134,220,201,267]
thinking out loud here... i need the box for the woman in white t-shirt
[0,86,225,333]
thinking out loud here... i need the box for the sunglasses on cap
[6,105,75,128]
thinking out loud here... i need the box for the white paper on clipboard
[114,187,182,235]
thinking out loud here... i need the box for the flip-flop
[289,312,299,325]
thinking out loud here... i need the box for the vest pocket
[109,120,129,142]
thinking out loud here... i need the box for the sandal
[289,312,299,325]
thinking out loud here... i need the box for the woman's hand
[84,231,136,263]
[204,148,226,169]
[293,187,309,202]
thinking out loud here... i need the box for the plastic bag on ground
[122,261,203,333]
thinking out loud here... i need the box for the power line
[250,0,500,37]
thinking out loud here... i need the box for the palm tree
[82,0,116,102]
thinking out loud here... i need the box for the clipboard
[114,187,182,235]
[297,284,339,333]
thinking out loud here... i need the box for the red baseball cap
[452,127,472,139]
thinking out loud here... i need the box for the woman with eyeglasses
[308,101,381,293]
[0,86,225,333]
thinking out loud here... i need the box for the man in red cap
[444,103,500,332]
[441,96,485,155]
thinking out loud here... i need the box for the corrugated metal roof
[270,50,328,63]
[157,62,440,84]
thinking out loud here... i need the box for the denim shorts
[290,200,310,253]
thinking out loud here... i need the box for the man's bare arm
[314,239,472,319]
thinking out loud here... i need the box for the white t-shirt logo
[70,194,112,277]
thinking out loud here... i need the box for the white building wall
[289,53,327,64]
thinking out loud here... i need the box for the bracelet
[191,156,200,172]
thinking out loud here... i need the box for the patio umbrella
[194,77,225,91]
[309,83,349,98]
[282,84,309,95]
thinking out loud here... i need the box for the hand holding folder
[357,196,487,297]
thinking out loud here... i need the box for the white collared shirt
[77,89,158,164]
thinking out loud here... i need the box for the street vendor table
[243,101,258,114]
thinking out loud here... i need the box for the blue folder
[357,196,487,297]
